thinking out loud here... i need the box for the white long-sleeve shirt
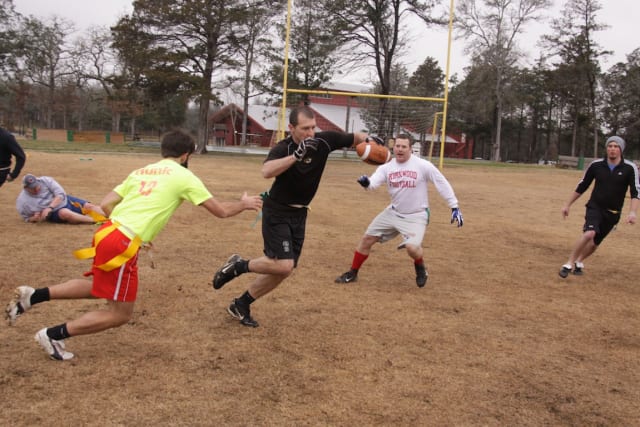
[368,155,458,214]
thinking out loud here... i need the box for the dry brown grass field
[1,150,639,426]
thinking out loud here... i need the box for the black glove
[293,138,319,161]
[365,135,385,146]
[357,175,370,188]
[451,208,463,227]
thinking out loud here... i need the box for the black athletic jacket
[0,127,26,180]
[576,158,640,213]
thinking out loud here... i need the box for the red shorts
[89,222,140,302]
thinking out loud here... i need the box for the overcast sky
[13,0,640,84]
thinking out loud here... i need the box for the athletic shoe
[335,269,358,283]
[213,254,245,289]
[5,286,35,325]
[558,264,572,279]
[573,262,584,276]
[227,298,259,327]
[415,264,428,288]
[34,328,74,361]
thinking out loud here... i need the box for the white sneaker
[34,328,74,361]
[5,286,35,325]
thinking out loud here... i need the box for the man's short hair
[161,129,196,158]
[289,106,315,126]
[395,133,414,145]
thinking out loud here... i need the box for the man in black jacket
[558,136,640,278]
[0,125,26,188]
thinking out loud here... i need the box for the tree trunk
[196,54,214,154]
[571,108,578,157]
[491,68,504,162]
[112,112,121,133]
[197,98,210,153]
[130,117,137,140]
[241,51,252,146]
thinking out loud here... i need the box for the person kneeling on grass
[16,174,106,224]
[5,129,263,361]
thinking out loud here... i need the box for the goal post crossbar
[286,89,445,103]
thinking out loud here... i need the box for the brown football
[355,142,392,165]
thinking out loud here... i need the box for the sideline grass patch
[18,139,161,154]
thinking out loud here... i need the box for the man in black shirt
[212,106,368,326]
[558,136,640,278]
[0,125,26,188]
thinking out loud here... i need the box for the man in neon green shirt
[5,129,263,361]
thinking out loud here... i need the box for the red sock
[414,258,424,265]
[351,251,369,270]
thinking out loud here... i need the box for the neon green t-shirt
[110,158,212,242]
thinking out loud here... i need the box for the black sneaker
[213,254,244,289]
[227,298,259,327]
[573,263,583,276]
[335,269,358,283]
[558,265,572,279]
[415,264,428,288]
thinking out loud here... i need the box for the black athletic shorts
[0,168,10,187]
[261,205,307,267]
[583,205,620,245]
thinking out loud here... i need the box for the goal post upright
[438,0,455,170]
[277,0,293,142]
[278,0,456,170]
[429,111,444,162]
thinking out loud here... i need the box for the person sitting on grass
[16,174,106,224]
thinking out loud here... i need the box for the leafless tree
[456,0,551,161]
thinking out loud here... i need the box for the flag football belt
[69,200,110,223]
[73,221,142,272]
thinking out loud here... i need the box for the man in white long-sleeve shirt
[335,134,464,287]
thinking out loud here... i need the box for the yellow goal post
[282,89,449,167]
[277,0,456,170]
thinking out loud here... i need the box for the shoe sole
[558,269,571,279]
[34,330,74,361]
[334,272,357,283]
[226,304,259,327]
[213,255,242,289]
[240,318,259,327]
[416,275,428,288]
[5,287,32,326]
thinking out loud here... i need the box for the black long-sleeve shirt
[0,127,26,179]
[576,158,640,212]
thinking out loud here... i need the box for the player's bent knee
[57,209,71,220]
[359,235,379,250]
[405,244,422,257]
[111,311,133,328]
[273,259,295,276]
